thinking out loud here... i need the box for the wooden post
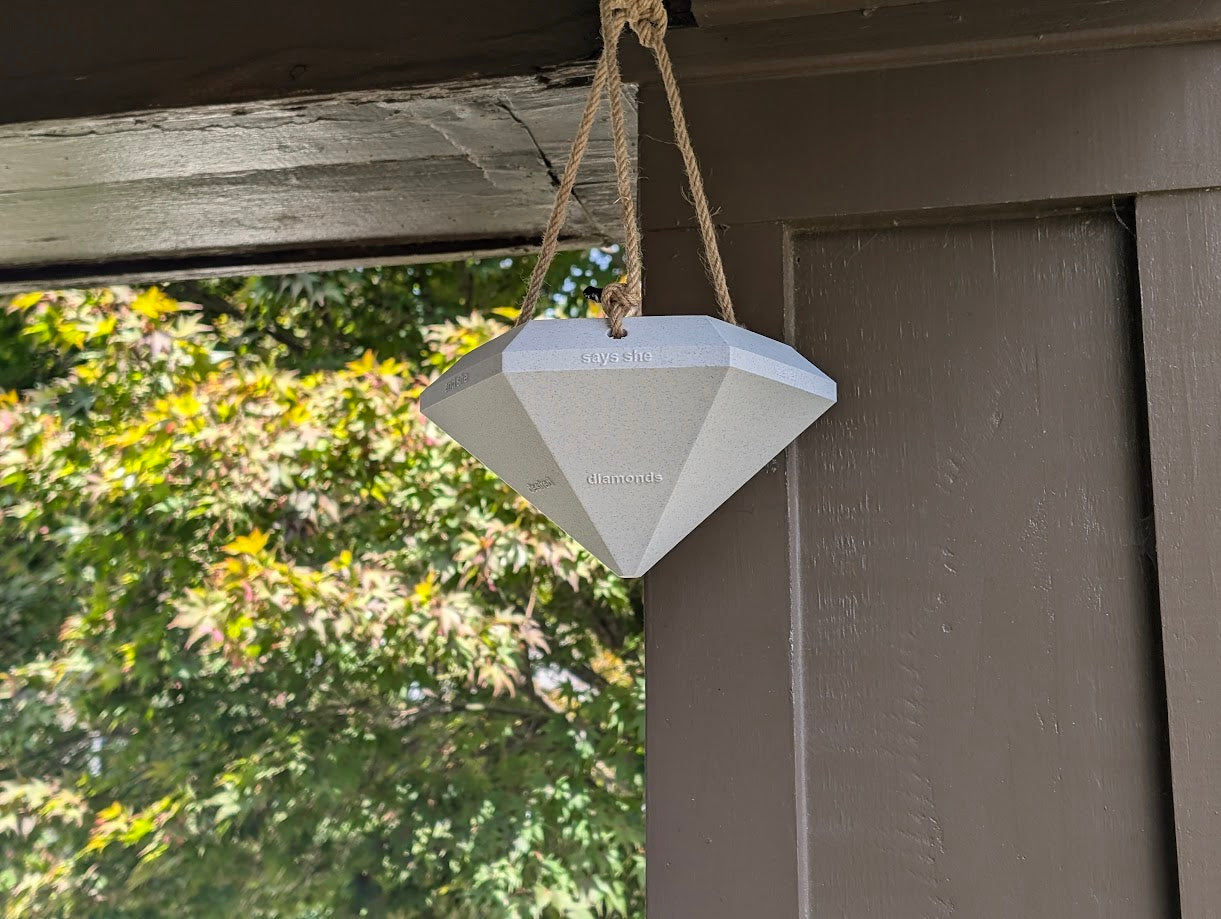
[635,27,1221,919]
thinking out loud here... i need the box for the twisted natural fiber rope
[598,1,645,337]
[515,52,610,328]
[647,32,736,327]
[515,0,737,338]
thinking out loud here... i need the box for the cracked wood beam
[0,70,635,289]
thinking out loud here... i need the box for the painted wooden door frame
[637,35,1221,918]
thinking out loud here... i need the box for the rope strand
[647,37,736,326]
[516,0,736,334]
[598,3,645,338]
[516,54,611,326]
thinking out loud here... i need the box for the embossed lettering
[585,472,664,485]
[580,350,653,365]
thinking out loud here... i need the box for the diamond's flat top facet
[420,315,836,577]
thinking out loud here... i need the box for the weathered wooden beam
[0,72,633,289]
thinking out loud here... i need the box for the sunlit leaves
[130,287,181,320]
[0,263,642,918]
[221,529,269,557]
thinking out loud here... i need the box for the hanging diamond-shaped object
[420,316,836,577]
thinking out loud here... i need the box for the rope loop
[515,0,736,334]
[608,0,667,49]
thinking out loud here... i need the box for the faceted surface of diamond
[419,316,836,577]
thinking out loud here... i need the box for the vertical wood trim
[783,223,813,919]
[1136,190,1221,919]
[642,222,801,918]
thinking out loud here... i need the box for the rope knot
[608,0,667,49]
[598,282,639,339]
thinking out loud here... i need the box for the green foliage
[167,250,617,374]
[0,251,643,918]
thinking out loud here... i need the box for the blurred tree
[0,251,644,918]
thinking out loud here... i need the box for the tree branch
[164,281,306,354]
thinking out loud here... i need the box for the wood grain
[1136,190,1221,919]
[643,223,803,918]
[0,75,632,283]
[789,212,1174,917]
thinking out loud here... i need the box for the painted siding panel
[789,214,1174,917]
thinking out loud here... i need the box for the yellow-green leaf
[131,287,180,319]
[222,529,269,556]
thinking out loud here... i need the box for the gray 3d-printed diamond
[419,316,836,577]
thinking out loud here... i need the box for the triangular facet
[507,365,729,575]
[422,366,618,566]
[420,316,837,577]
[639,366,834,573]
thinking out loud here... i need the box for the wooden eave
[3,0,1221,289]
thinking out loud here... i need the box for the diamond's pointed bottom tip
[602,558,653,579]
